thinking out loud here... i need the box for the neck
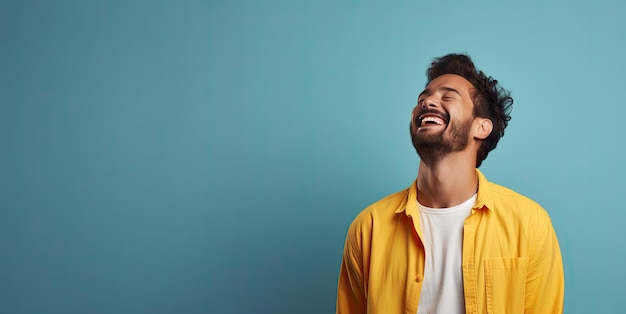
[416,152,478,208]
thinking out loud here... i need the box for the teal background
[1,1,624,313]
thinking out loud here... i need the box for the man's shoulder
[367,188,410,211]
[485,180,539,205]
[366,186,413,215]
[483,180,551,222]
[349,187,410,228]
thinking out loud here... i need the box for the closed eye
[441,93,457,101]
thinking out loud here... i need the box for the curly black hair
[426,53,513,167]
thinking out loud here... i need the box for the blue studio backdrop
[2,1,625,313]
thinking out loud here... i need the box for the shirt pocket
[484,257,528,314]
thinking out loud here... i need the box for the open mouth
[418,113,448,127]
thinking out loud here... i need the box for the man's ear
[474,118,493,140]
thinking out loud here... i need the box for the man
[336,53,564,313]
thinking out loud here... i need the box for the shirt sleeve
[524,213,565,313]
[336,225,367,314]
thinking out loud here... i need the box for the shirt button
[415,275,423,282]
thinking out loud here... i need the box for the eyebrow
[418,86,462,99]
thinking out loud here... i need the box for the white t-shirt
[417,194,476,314]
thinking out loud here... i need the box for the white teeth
[421,116,444,125]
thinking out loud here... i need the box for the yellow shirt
[337,170,564,314]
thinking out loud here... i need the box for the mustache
[414,109,450,123]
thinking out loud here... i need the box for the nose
[421,97,438,109]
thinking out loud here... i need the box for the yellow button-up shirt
[337,170,564,313]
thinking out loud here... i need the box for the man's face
[410,74,477,164]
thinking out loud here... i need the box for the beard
[410,117,472,167]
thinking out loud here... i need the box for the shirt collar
[395,169,494,216]
[474,169,494,212]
